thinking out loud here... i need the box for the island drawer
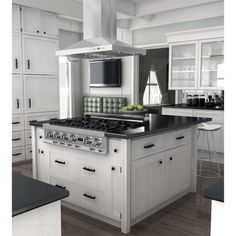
[165,128,191,149]
[25,130,32,145]
[12,131,25,147]
[25,145,32,160]
[131,134,165,160]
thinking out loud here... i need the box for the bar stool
[197,123,222,178]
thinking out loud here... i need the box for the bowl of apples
[121,104,147,114]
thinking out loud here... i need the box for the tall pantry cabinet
[12,5,59,163]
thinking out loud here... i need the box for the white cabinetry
[12,5,21,32]
[24,75,59,112]
[22,7,58,38]
[12,75,24,114]
[23,36,58,75]
[12,33,21,73]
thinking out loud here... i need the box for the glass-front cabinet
[170,43,197,89]
[169,39,224,90]
[199,40,224,89]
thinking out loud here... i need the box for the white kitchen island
[30,114,211,234]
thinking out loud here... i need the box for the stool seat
[198,123,222,132]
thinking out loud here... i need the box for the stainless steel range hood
[56,0,146,59]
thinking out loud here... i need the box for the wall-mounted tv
[90,59,121,87]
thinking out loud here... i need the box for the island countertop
[12,173,69,217]
[162,103,224,111]
[30,114,211,139]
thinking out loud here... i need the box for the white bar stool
[197,123,222,178]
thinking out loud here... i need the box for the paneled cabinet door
[12,33,21,73]
[12,75,23,114]
[23,36,58,75]
[165,144,191,200]
[12,5,21,32]
[24,75,59,113]
[131,153,165,219]
[169,43,198,90]
[22,7,41,35]
[41,11,58,39]
[199,40,224,90]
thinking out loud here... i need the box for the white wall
[133,16,224,46]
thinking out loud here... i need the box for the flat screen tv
[90,59,121,87]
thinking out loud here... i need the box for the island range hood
[56,0,146,59]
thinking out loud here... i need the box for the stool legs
[211,131,221,176]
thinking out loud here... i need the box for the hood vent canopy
[56,0,146,59]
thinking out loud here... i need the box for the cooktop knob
[62,133,69,141]
[47,131,53,139]
[94,138,102,147]
[54,132,61,140]
[70,134,77,142]
[84,137,92,145]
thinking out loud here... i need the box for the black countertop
[162,104,224,111]
[12,173,69,217]
[204,179,224,202]
[30,114,211,139]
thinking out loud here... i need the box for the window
[143,71,162,105]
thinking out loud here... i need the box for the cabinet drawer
[25,130,32,145]
[166,128,191,149]
[12,146,25,162]
[50,176,107,215]
[131,134,165,160]
[12,131,25,147]
[25,112,59,130]
[12,115,24,131]
[25,145,32,160]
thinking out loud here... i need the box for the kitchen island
[30,114,211,234]
[12,173,69,236]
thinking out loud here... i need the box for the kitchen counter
[30,114,211,139]
[163,104,224,110]
[204,179,224,202]
[12,173,69,216]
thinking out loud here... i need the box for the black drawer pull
[176,136,185,140]
[169,157,173,161]
[55,160,65,165]
[16,99,19,109]
[83,167,95,172]
[36,30,39,33]
[55,184,66,189]
[83,193,96,200]
[13,153,21,156]
[12,138,21,141]
[111,167,115,171]
[44,31,46,34]
[30,151,32,153]
[29,136,32,138]
[27,59,30,69]
[159,160,163,164]
[12,122,20,125]
[144,144,155,149]
[15,58,18,69]
[40,150,44,154]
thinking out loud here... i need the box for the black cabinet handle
[30,151,32,153]
[159,160,163,164]
[176,136,185,140]
[13,153,21,156]
[55,184,66,189]
[111,167,115,171]
[28,98,31,108]
[12,122,20,125]
[40,150,44,154]
[27,59,30,69]
[12,138,21,141]
[44,31,46,34]
[16,99,19,109]
[55,160,66,165]
[39,136,42,139]
[15,58,18,69]
[37,30,39,33]
[169,157,173,161]
[114,148,118,153]
[29,136,32,139]
[30,120,37,123]
[144,144,155,149]
[83,167,95,172]
[83,193,96,200]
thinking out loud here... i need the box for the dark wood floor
[13,161,224,236]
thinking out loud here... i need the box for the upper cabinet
[12,5,21,32]
[12,32,22,74]
[167,26,224,90]
[22,7,58,39]
[23,35,58,75]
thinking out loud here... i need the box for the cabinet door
[41,11,58,39]
[22,7,41,35]
[199,40,224,90]
[23,36,58,75]
[165,144,191,200]
[12,33,21,73]
[131,153,164,219]
[12,75,24,114]
[24,75,59,113]
[12,5,21,32]
[169,43,197,90]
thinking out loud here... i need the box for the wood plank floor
[13,160,224,236]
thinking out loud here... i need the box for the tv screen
[90,59,121,87]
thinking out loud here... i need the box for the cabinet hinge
[120,213,122,219]
[120,167,122,173]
